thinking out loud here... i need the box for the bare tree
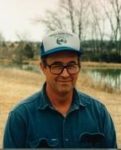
[101,0,121,53]
[90,2,106,51]
[59,0,76,33]
[12,32,33,65]
[0,32,6,59]
[74,0,90,41]
[34,0,76,32]
[34,10,67,32]
[34,0,90,42]
[0,32,5,47]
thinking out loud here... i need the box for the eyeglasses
[45,62,80,75]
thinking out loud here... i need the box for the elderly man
[3,31,117,148]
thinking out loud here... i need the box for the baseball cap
[40,31,83,57]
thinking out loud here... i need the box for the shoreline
[81,61,121,69]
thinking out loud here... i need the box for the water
[21,64,121,92]
[85,68,121,92]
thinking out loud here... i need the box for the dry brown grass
[0,67,121,148]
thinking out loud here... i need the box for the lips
[57,80,72,82]
[56,77,72,82]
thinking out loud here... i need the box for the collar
[69,89,86,112]
[38,83,52,110]
[38,83,87,110]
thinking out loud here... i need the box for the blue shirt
[3,83,117,148]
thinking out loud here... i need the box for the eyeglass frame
[43,61,81,75]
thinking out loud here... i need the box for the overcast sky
[0,0,59,41]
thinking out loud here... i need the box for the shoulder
[77,90,107,114]
[10,91,42,115]
[77,90,104,105]
[76,90,113,123]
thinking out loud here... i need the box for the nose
[60,68,70,77]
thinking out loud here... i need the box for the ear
[40,62,46,73]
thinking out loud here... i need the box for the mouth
[57,80,72,83]
[56,77,73,83]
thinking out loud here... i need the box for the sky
[0,0,59,41]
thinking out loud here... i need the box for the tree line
[0,40,39,65]
[0,0,121,63]
[0,39,120,64]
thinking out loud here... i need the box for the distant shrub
[82,50,121,63]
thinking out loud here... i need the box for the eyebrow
[50,61,77,65]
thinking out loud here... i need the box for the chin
[57,86,73,94]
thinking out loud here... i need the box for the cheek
[44,71,56,82]
[73,74,79,82]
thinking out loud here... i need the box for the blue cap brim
[40,46,83,57]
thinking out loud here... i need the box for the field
[0,65,121,148]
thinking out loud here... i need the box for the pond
[85,68,121,92]
[21,64,121,92]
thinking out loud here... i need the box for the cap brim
[41,47,82,57]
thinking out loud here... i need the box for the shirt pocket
[79,132,105,148]
[28,138,59,148]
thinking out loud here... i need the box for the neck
[46,84,73,115]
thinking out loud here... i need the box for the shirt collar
[38,83,53,110]
[69,88,86,112]
[38,83,87,110]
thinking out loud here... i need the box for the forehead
[46,51,78,63]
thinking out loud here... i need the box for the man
[3,31,117,148]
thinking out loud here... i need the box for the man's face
[40,51,80,95]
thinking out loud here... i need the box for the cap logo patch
[56,37,67,45]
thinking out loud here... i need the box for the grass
[0,66,121,148]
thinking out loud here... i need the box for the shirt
[3,83,117,148]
